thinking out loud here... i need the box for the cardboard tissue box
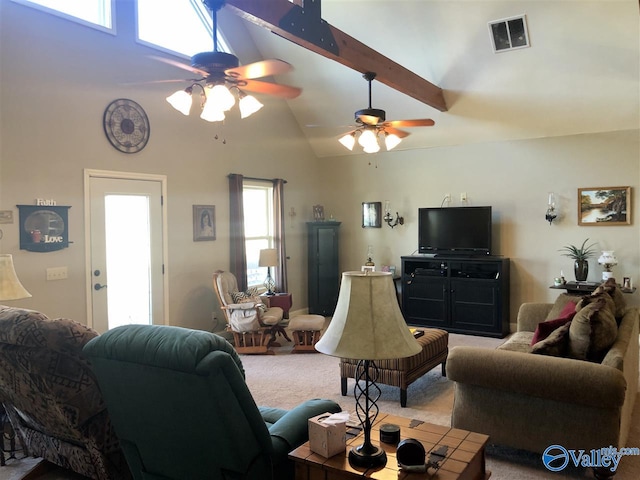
[308,411,348,458]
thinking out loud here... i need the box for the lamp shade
[258,248,278,267]
[0,254,32,301]
[315,271,421,360]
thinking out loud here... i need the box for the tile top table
[289,412,490,480]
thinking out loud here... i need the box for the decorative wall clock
[103,98,150,153]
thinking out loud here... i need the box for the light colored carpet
[3,331,639,479]
[242,331,640,480]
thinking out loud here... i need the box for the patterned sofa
[0,306,131,479]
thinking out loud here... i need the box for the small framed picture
[193,205,216,241]
[362,202,382,228]
[313,204,325,221]
[578,187,631,226]
[361,266,375,273]
[623,277,632,290]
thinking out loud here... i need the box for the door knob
[94,283,107,291]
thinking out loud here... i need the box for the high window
[12,0,231,57]
[136,0,230,58]
[243,181,275,288]
[12,0,113,30]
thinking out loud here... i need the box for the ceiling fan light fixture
[239,93,264,119]
[358,128,379,150]
[166,89,193,116]
[339,132,356,150]
[200,102,226,122]
[207,84,236,112]
[363,142,381,154]
[384,132,402,151]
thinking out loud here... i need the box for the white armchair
[213,270,287,354]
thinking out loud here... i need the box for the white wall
[0,0,322,330]
[1,1,638,335]
[318,130,640,328]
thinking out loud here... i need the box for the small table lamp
[598,251,618,281]
[0,254,32,301]
[258,248,278,296]
[315,271,421,469]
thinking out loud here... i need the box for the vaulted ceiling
[220,0,640,158]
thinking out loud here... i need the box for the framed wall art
[313,204,325,221]
[362,202,382,228]
[193,205,216,241]
[578,186,631,226]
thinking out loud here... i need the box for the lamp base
[602,271,614,281]
[349,443,387,468]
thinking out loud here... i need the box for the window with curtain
[243,180,275,288]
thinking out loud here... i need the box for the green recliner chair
[83,324,341,480]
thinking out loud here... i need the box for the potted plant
[559,238,597,281]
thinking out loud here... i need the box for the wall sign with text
[17,205,71,252]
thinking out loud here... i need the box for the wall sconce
[545,192,557,225]
[383,201,404,228]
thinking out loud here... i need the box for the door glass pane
[105,195,151,329]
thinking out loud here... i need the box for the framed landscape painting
[578,187,631,226]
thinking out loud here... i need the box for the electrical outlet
[46,266,68,281]
[460,192,467,202]
[444,193,451,203]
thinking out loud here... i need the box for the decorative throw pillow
[531,321,571,357]
[545,293,584,321]
[593,278,626,319]
[231,287,260,303]
[530,301,577,345]
[576,291,616,317]
[567,297,618,361]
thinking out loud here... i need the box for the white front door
[85,170,167,333]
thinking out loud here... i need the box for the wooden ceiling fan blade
[385,118,435,128]
[384,127,411,138]
[149,55,209,77]
[242,80,302,99]
[226,59,293,80]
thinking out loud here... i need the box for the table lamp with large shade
[0,254,32,302]
[315,271,421,469]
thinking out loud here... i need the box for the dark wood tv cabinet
[401,255,510,338]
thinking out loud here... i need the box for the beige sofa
[447,292,638,457]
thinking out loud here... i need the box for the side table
[261,292,293,319]
[289,412,490,480]
[550,282,636,295]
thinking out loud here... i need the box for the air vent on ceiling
[488,14,529,53]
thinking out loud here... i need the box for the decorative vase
[574,259,589,282]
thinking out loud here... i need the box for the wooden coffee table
[289,413,490,480]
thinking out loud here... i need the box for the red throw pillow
[531,301,577,346]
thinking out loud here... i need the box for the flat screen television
[418,206,492,256]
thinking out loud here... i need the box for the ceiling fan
[159,0,301,122]
[339,72,435,153]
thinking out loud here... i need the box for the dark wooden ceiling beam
[224,0,448,112]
